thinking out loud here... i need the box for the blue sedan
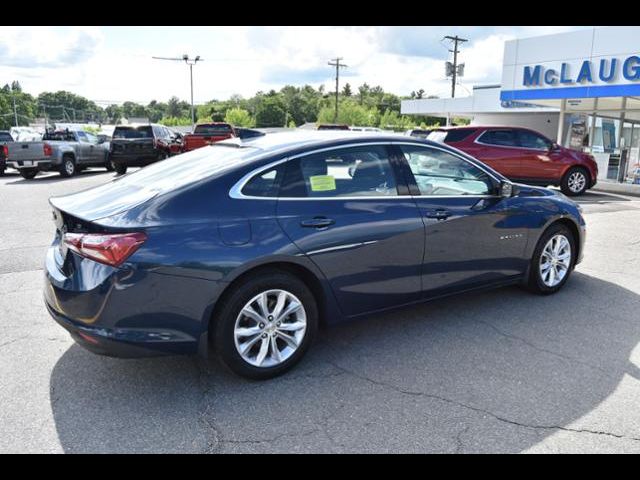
[44,132,585,379]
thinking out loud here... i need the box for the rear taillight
[63,232,147,267]
[2,145,7,158]
[43,143,53,156]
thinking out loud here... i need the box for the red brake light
[63,232,147,267]
[43,143,53,156]
[2,145,7,158]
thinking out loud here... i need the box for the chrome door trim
[229,141,503,201]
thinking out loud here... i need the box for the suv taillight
[43,143,53,156]
[2,145,7,158]
[63,232,147,267]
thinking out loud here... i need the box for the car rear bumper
[8,159,53,169]
[110,153,162,167]
[43,243,218,358]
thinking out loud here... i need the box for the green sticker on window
[309,175,336,191]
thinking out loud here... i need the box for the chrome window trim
[474,129,550,152]
[228,141,502,201]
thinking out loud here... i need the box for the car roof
[216,130,420,156]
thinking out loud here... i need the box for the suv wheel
[526,223,576,294]
[213,271,318,380]
[561,167,589,196]
[114,163,128,175]
[59,156,76,178]
[105,156,115,172]
[19,168,38,180]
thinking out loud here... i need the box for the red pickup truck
[181,123,235,152]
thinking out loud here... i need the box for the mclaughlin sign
[523,56,640,87]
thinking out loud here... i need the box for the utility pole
[153,54,203,130]
[11,92,18,127]
[328,57,347,123]
[444,35,468,98]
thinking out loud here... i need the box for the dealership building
[401,26,640,186]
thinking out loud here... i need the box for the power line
[443,35,468,99]
[328,57,347,123]
[152,54,203,128]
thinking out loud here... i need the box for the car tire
[114,163,127,175]
[526,223,576,295]
[59,156,76,178]
[0,167,4,176]
[19,168,38,180]
[105,156,115,172]
[560,167,589,196]
[213,270,318,380]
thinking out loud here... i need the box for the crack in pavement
[473,319,612,377]
[192,358,222,454]
[454,424,470,454]
[326,360,640,444]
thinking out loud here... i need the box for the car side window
[241,164,285,198]
[479,129,518,147]
[76,131,88,142]
[280,146,398,198]
[85,132,98,144]
[400,146,494,196]
[517,130,551,150]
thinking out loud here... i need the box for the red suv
[427,126,598,196]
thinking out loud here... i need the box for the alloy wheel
[539,234,572,287]
[233,289,307,368]
[568,171,586,193]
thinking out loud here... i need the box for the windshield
[194,124,233,135]
[0,132,13,142]
[113,126,153,139]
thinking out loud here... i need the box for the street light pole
[152,54,203,130]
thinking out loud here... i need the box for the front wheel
[213,271,318,380]
[20,168,38,180]
[561,167,589,196]
[526,224,576,294]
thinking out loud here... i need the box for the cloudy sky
[0,26,590,106]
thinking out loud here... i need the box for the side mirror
[500,180,514,198]
[549,142,560,151]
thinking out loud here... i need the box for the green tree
[224,108,254,127]
[255,96,286,127]
[105,104,123,124]
[317,100,378,126]
[342,83,352,97]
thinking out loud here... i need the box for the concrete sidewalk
[592,181,640,198]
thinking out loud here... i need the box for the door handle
[425,209,451,220]
[300,217,335,229]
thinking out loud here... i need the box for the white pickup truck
[5,129,112,179]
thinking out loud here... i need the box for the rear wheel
[59,156,76,178]
[526,224,576,294]
[105,156,115,172]
[213,271,318,380]
[561,167,589,196]
[19,168,38,180]
[0,167,4,176]
[114,163,128,175]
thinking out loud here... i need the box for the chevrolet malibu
[45,132,585,379]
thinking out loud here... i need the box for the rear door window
[280,145,398,198]
[478,129,518,147]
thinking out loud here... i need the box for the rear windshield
[113,126,153,139]
[317,125,349,130]
[0,132,13,142]
[194,124,233,135]
[427,129,477,143]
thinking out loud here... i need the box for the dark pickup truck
[109,124,181,175]
[0,130,13,175]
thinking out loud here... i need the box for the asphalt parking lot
[1,168,639,453]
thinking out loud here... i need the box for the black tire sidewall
[114,163,127,175]
[60,156,76,177]
[528,224,576,294]
[214,271,318,380]
[561,167,589,196]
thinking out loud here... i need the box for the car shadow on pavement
[49,272,640,453]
